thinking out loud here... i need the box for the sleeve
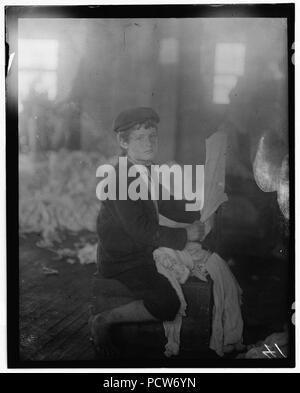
[158,224,188,250]
[108,198,188,250]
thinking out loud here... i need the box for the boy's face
[126,125,158,163]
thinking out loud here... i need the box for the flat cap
[113,107,160,133]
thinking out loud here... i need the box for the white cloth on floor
[153,241,210,357]
[154,246,243,357]
[154,253,187,356]
[205,253,243,356]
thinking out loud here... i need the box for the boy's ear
[119,140,128,149]
[117,134,128,149]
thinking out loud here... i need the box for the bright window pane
[18,39,59,70]
[19,70,57,103]
[215,43,245,76]
[18,39,59,105]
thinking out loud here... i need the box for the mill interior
[16,17,290,362]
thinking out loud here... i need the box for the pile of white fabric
[154,221,244,358]
[54,243,98,265]
[19,150,107,246]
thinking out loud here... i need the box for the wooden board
[19,233,96,361]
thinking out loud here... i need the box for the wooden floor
[19,233,97,361]
[19,232,290,364]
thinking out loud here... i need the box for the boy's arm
[108,198,188,250]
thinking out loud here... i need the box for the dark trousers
[113,262,180,321]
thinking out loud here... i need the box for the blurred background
[15,16,292,361]
[18,17,289,258]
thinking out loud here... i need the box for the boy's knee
[159,291,180,321]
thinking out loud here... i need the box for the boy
[91,107,204,356]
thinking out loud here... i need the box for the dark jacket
[97,159,200,277]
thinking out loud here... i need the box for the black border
[5,3,295,369]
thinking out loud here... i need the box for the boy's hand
[186,221,205,242]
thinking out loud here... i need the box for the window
[213,43,246,104]
[18,39,59,110]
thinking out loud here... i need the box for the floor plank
[19,233,97,361]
